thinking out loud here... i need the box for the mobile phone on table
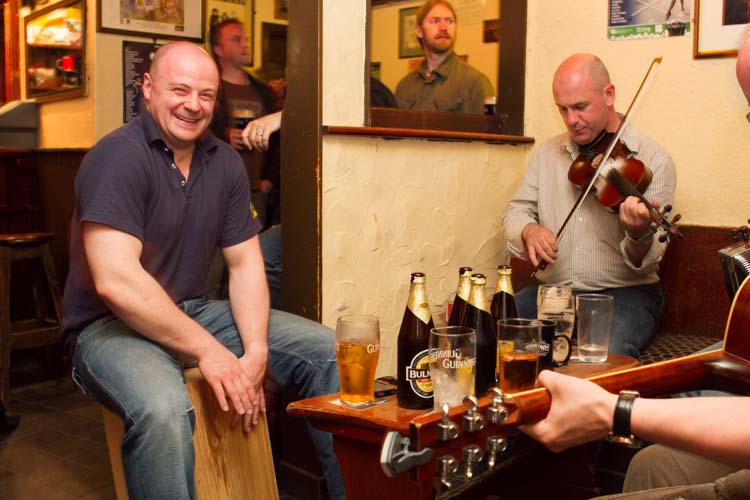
[374,376,397,397]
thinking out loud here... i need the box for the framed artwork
[205,0,254,65]
[274,0,288,20]
[399,6,423,59]
[693,0,746,58]
[97,0,204,41]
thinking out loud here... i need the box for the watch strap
[608,390,640,447]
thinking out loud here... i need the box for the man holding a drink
[502,53,676,358]
[210,19,279,228]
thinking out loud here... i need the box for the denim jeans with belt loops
[71,299,344,500]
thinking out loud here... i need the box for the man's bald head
[149,42,219,82]
[554,53,611,94]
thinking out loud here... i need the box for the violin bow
[532,56,663,276]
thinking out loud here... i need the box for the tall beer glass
[336,315,380,407]
[429,326,476,410]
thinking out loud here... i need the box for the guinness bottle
[397,272,434,409]
[491,265,518,324]
[461,273,497,395]
[448,266,473,326]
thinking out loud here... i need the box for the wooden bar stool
[0,232,63,404]
[101,367,279,500]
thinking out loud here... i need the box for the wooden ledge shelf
[322,125,534,145]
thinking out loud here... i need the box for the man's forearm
[632,397,750,468]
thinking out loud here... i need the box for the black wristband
[608,390,640,447]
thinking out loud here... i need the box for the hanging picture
[694,0,746,58]
[98,0,203,41]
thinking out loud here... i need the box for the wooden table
[288,353,639,499]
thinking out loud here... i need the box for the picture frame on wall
[97,0,204,41]
[205,0,254,65]
[693,0,746,58]
[399,6,423,59]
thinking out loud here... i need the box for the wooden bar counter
[288,353,639,499]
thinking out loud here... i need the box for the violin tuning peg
[672,214,682,224]
[658,234,668,243]
[663,204,672,214]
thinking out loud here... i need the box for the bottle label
[404,349,432,398]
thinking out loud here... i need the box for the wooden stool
[101,367,279,500]
[0,232,63,403]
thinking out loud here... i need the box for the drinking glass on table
[497,318,541,393]
[537,285,575,339]
[335,315,380,407]
[576,294,614,363]
[429,326,476,410]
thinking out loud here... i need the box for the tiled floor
[0,379,116,500]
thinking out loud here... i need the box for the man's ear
[416,25,424,42]
[604,83,616,107]
[142,72,153,101]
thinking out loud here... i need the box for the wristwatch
[607,390,640,447]
[625,230,653,246]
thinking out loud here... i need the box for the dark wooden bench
[510,224,735,364]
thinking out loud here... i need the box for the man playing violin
[516,43,750,496]
[503,53,676,358]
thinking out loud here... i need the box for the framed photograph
[97,0,204,41]
[274,0,288,20]
[399,6,423,59]
[693,0,746,58]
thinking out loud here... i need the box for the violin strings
[605,169,664,222]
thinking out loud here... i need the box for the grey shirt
[395,51,494,114]
[502,125,677,291]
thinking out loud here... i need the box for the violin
[567,130,682,243]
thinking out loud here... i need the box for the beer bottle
[461,273,497,396]
[491,265,518,324]
[448,266,473,326]
[397,272,434,409]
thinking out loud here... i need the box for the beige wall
[370,0,499,97]
[321,0,750,376]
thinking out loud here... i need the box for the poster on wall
[608,0,692,40]
[122,41,160,123]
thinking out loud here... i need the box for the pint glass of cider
[336,315,380,407]
[496,318,541,393]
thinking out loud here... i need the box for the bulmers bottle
[448,266,473,326]
[397,272,435,409]
[461,273,497,395]
[491,265,518,324]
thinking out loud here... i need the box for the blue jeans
[71,300,344,500]
[515,283,664,358]
[259,224,282,310]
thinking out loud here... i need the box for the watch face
[552,335,572,367]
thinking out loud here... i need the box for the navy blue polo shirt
[61,110,261,334]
